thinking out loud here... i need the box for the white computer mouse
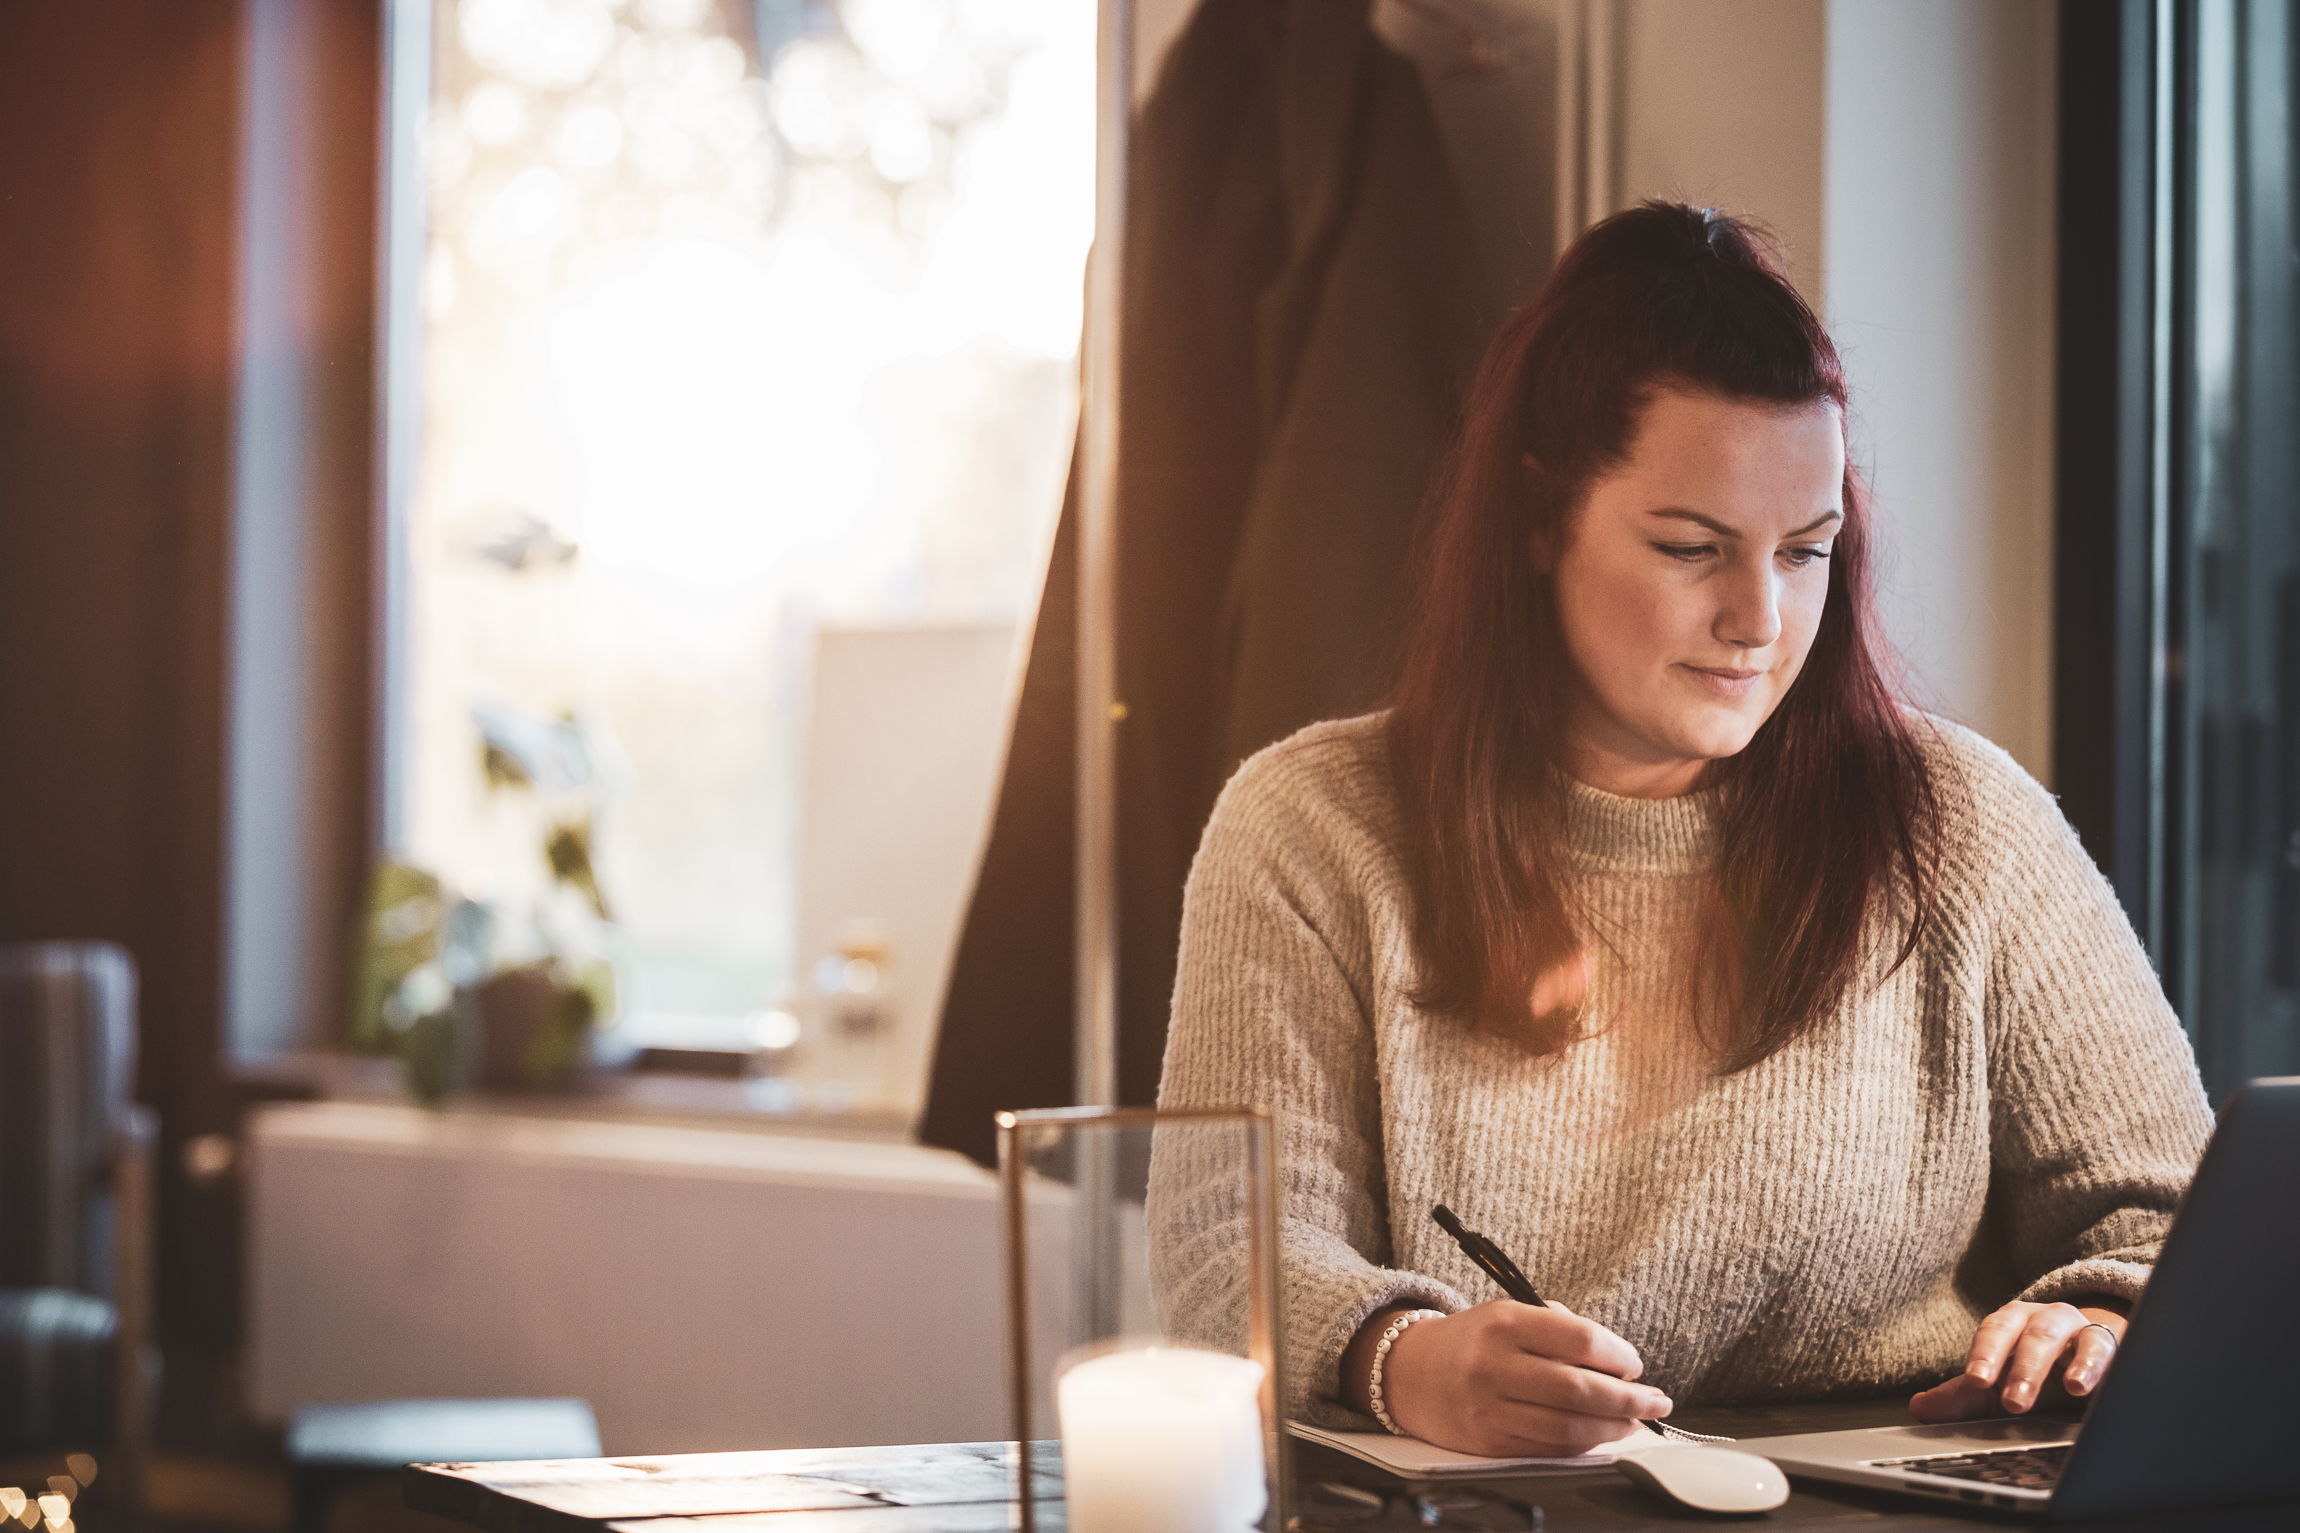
[1615,1442,1791,1514]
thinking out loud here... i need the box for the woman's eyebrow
[1647,508,1739,537]
[1645,508,1843,538]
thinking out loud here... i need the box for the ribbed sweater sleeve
[1151,733,1467,1426]
[1943,728,2213,1307]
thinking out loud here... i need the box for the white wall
[1615,0,2058,782]
[1617,0,1828,307]
[1822,0,2058,782]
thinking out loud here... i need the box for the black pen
[1431,1204,1545,1306]
[1431,1204,1679,1440]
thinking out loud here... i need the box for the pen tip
[1431,1204,1462,1234]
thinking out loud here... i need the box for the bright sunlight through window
[402,0,1089,1114]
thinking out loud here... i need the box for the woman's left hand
[1909,1299,2128,1423]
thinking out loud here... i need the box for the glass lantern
[996,1105,1288,1533]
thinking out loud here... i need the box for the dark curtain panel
[922,0,1525,1165]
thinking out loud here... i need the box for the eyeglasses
[1292,1479,1542,1531]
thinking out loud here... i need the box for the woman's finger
[1909,1372,1997,1424]
[1488,1352,1670,1423]
[1500,1303,1645,1381]
[2062,1320,2121,1397]
[1999,1306,2089,1412]
[1479,1398,1653,1457]
[1961,1303,2035,1386]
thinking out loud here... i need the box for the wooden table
[403,1399,2300,1533]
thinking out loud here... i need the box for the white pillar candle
[1056,1346,1268,1533]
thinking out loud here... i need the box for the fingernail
[1971,1361,1994,1383]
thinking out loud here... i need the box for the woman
[1149,203,2212,1457]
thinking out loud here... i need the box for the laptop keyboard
[1873,1443,2072,1491]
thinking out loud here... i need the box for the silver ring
[2078,1321,2118,1354]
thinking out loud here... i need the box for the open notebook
[1288,1421,1662,1479]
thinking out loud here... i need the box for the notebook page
[1287,1421,1658,1479]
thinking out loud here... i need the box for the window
[2164,0,2299,1091]
[386,0,1090,1117]
[2057,0,2300,1099]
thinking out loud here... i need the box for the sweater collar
[1559,774,1720,875]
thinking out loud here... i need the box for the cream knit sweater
[1149,713,2213,1426]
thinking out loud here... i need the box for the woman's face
[1546,388,1845,799]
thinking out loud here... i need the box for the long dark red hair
[1385,202,1937,1065]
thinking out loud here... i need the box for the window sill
[227,1050,916,1145]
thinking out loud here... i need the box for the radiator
[246,1101,1026,1453]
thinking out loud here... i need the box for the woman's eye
[1781,545,1834,569]
[1654,542,1716,562]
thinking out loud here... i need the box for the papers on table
[1287,1420,1659,1478]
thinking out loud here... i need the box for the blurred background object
[0,944,157,1528]
[244,1101,1018,1454]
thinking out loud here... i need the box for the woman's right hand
[1346,1300,1670,1457]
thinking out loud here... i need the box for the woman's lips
[1681,664,1762,698]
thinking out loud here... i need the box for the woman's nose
[1715,559,1784,650]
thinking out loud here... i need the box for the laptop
[1749,1076,2300,1520]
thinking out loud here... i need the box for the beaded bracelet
[1366,1308,1445,1436]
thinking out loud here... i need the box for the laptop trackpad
[1862,1417,2079,1458]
